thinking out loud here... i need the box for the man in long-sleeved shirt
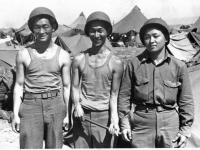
[118,18,194,148]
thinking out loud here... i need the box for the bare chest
[88,54,109,68]
[33,49,57,59]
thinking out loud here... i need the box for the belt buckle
[42,93,48,99]
[156,106,163,112]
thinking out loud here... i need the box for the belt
[135,104,174,112]
[23,90,60,100]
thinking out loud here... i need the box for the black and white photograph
[0,0,200,149]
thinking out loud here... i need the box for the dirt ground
[0,119,19,149]
[0,119,71,149]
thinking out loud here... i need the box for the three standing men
[11,6,194,149]
[118,18,194,148]
[11,7,71,149]
[71,11,124,148]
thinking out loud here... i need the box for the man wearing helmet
[71,11,124,148]
[118,18,194,148]
[11,7,71,149]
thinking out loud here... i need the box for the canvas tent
[55,34,92,56]
[0,50,19,66]
[69,12,86,31]
[55,34,113,56]
[186,64,200,147]
[15,23,35,45]
[52,24,71,37]
[113,5,147,34]
[188,30,200,47]
[58,28,85,37]
[167,32,198,62]
[1,28,15,37]
[192,17,200,29]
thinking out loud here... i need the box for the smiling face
[88,21,108,47]
[144,28,167,54]
[32,18,54,42]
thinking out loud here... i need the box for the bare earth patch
[0,120,19,149]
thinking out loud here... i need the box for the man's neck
[90,44,109,55]
[34,39,53,53]
[148,47,166,65]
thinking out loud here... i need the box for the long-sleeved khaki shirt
[118,50,194,137]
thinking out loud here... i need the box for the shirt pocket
[134,77,149,102]
[163,80,181,104]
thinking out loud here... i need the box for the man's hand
[109,122,120,136]
[172,133,187,148]
[11,115,20,133]
[121,128,132,142]
[62,116,69,131]
[74,104,85,121]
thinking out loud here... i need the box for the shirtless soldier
[11,7,71,149]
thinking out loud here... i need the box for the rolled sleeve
[178,64,194,137]
[118,60,133,130]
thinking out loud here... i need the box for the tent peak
[132,5,140,11]
[80,12,85,17]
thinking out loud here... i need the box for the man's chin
[93,42,104,47]
[36,37,50,42]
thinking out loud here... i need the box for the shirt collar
[141,49,171,63]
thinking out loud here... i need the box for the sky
[1,0,200,29]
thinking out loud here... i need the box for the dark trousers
[19,96,66,149]
[130,107,179,148]
[73,109,117,148]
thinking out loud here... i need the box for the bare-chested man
[11,7,71,149]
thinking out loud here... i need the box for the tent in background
[113,5,147,34]
[16,23,32,37]
[52,24,71,37]
[167,32,198,62]
[188,30,200,47]
[192,17,200,29]
[1,28,15,37]
[0,50,19,66]
[186,64,200,147]
[69,12,86,31]
[15,23,35,45]
[55,34,113,56]
[55,34,91,56]
[58,28,85,37]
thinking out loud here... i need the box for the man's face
[88,21,108,47]
[33,18,53,42]
[144,28,166,54]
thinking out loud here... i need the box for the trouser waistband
[135,104,174,112]
[23,90,60,100]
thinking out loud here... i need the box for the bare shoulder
[111,55,124,68]
[72,52,85,66]
[16,48,29,63]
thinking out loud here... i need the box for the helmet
[28,7,58,32]
[84,11,112,37]
[139,18,170,45]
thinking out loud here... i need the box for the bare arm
[59,50,71,127]
[109,56,124,135]
[12,49,26,133]
[71,53,85,120]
